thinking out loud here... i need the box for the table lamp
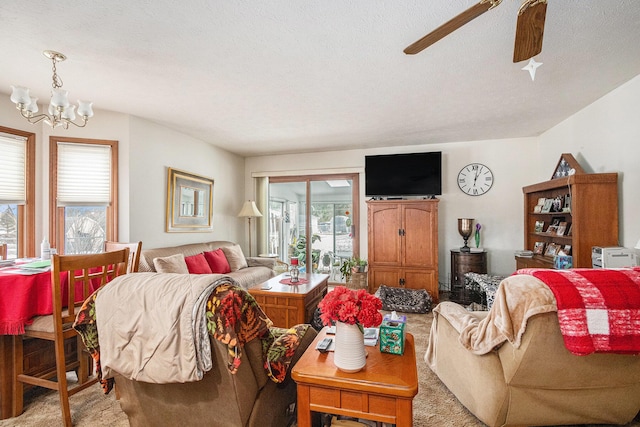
[237,200,262,257]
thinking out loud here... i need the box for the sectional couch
[138,240,276,289]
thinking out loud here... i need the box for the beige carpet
[2,312,639,427]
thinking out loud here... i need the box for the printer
[592,246,638,268]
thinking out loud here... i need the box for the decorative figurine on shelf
[290,257,300,283]
[475,222,482,248]
[458,218,474,253]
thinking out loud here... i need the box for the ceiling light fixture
[10,50,94,129]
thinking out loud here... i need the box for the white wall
[246,138,538,288]
[128,117,246,250]
[538,74,640,249]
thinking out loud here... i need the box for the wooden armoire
[367,199,439,303]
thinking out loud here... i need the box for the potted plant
[340,257,368,282]
[339,257,356,282]
[354,257,367,273]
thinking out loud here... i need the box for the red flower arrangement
[318,286,383,329]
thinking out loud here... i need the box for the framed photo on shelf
[546,225,558,234]
[563,194,571,212]
[534,220,545,232]
[556,221,568,236]
[533,241,546,255]
[567,223,573,236]
[562,244,572,255]
[541,199,554,213]
[544,243,559,257]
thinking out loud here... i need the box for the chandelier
[10,50,93,129]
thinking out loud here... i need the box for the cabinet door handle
[399,278,405,287]
[398,229,405,236]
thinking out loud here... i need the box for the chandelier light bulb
[77,100,94,118]
[10,85,31,105]
[26,97,39,113]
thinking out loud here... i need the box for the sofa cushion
[221,244,248,272]
[153,253,189,274]
[204,249,232,274]
[185,253,213,274]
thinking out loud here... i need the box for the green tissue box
[379,313,406,355]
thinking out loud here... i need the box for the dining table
[0,259,100,420]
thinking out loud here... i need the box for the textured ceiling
[1,1,640,156]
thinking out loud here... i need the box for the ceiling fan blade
[404,1,495,55]
[513,0,547,63]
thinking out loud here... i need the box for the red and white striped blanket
[515,268,640,355]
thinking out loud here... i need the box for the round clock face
[457,163,494,196]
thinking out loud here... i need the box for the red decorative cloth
[515,268,640,355]
[279,278,309,285]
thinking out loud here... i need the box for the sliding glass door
[268,174,359,283]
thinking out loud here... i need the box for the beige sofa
[426,274,640,426]
[138,240,276,289]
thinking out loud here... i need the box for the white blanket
[96,272,229,384]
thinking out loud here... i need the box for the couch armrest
[247,257,276,269]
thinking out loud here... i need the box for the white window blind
[0,133,27,204]
[57,142,111,206]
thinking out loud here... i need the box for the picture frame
[563,194,571,212]
[534,220,545,233]
[562,244,572,255]
[556,221,568,236]
[166,167,214,233]
[541,199,553,213]
[544,243,559,257]
[533,241,546,255]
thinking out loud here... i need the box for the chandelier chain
[51,57,63,89]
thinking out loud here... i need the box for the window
[0,126,35,258]
[268,173,359,283]
[50,137,118,254]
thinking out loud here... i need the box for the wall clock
[457,163,494,196]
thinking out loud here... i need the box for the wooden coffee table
[248,273,328,328]
[292,328,418,427]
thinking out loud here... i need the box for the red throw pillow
[184,253,213,274]
[204,249,231,274]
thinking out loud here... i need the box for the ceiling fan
[404,0,547,63]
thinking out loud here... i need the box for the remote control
[316,337,332,353]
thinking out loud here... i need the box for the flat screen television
[365,152,442,197]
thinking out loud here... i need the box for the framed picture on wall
[166,167,215,232]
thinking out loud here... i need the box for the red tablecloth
[0,265,101,335]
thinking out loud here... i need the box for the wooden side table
[292,328,418,427]
[248,273,328,328]
[450,249,487,304]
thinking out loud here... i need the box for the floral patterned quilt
[73,281,310,394]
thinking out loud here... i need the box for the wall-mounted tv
[365,151,442,197]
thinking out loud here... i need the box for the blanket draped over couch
[515,267,640,355]
[73,273,309,394]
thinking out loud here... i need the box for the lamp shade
[237,200,262,218]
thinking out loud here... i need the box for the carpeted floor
[2,312,639,427]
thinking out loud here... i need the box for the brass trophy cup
[458,218,474,253]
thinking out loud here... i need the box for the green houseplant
[339,257,367,282]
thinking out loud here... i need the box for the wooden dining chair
[0,243,7,260]
[12,249,130,427]
[104,240,142,273]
